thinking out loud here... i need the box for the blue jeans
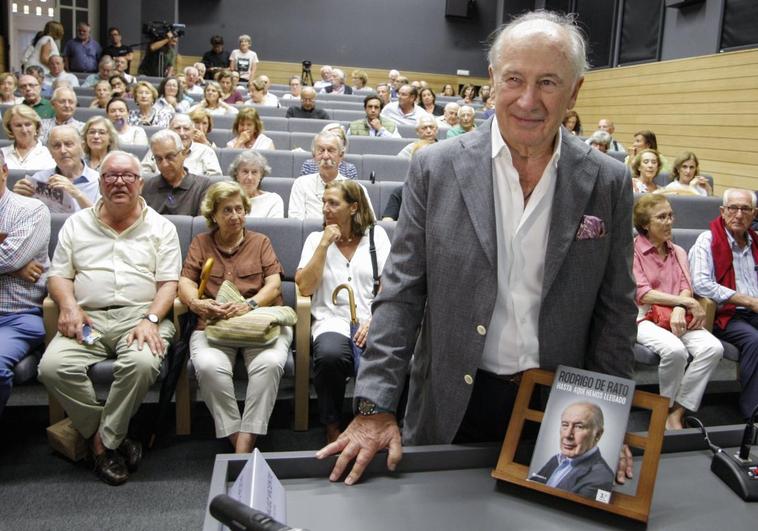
[0,311,45,416]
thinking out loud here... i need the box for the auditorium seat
[287,118,336,134]
[290,132,316,151]
[249,105,287,118]
[349,136,413,156]
[120,143,150,160]
[261,116,288,132]
[250,149,295,177]
[331,109,365,122]
[76,96,95,108]
[73,107,106,122]
[362,154,410,182]
[259,177,294,213]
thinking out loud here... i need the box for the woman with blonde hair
[0,104,55,170]
[226,107,274,150]
[129,80,173,128]
[0,73,22,104]
[188,108,216,147]
[81,116,119,171]
[26,21,64,74]
[665,152,713,196]
[190,81,238,117]
[631,148,663,194]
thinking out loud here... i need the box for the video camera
[142,21,186,40]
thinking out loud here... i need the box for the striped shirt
[688,228,758,305]
[0,188,50,313]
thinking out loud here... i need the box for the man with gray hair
[314,65,333,91]
[319,10,636,485]
[141,114,221,177]
[39,150,181,485]
[183,66,204,95]
[689,188,758,420]
[0,149,50,418]
[44,55,80,93]
[588,118,625,153]
[436,102,460,129]
[39,86,84,145]
[82,56,114,88]
[588,130,612,153]
[13,125,99,212]
[288,132,373,219]
[141,129,211,215]
[322,68,353,95]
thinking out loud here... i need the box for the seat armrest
[697,296,716,332]
[294,284,312,431]
[43,296,59,345]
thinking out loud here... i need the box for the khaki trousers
[38,306,175,449]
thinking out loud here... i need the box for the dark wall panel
[618,0,664,64]
[575,0,615,68]
[173,0,499,77]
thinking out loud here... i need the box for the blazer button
[476,325,487,336]
[464,374,474,385]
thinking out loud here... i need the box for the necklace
[215,231,244,254]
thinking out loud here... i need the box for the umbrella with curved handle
[332,283,363,372]
[198,257,214,298]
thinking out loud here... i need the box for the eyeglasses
[102,172,139,184]
[652,212,675,222]
[725,205,754,215]
[87,129,108,136]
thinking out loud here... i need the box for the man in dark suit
[318,10,636,485]
[530,402,614,498]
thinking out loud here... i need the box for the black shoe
[117,438,143,472]
[93,450,128,486]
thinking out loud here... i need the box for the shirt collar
[637,233,674,255]
[556,445,599,467]
[55,161,95,184]
[159,172,192,190]
[490,114,563,166]
[724,226,753,248]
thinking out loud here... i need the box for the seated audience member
[82,56,114,88]
[381,185,403,221]
[193,62,207,82]
[398,115,438,159]
[1,104,55,170]
[202,35,231,81]
[231,71,242,88]
[300,124,358,179]
[129,81,174,128]
[24,65,47,93]
[594,118,625,152]
[229,151,284,218]
[387,69,400,97]
[375,83,391,106]
[665,152,713,197]
[351,70,369,91]
[289,132,372,219]
[0,73,23,105]
[155,76,192,114]
[142,114,221,177]
[626,129,671,172]
[90,80,113,109]
[226,107,275,150]
[440,83,456,97]
[632,194,723,429]
[436,102,460,128]
[108,74,130,99]
[13,125,100,210]
[189,81,239,117]
[419,88,444,117]
[381,84,430,126]
[38,150,181,485]
[457,84,476,106]
[295,180,390,442]
[245,77,279,107]
[62,22,101,73]
[107,97,148,146]
[446,105,476,138]
[281,76,302,100]
[482,94,496,118]
[189,108,216,148]
[321,69,352,95]
[563,110,582,135]
[631,148,662,194]
[689,188,758,420]
[178,181,290,453]
[216,70,245,105]
[478,85,491,105]
[39,86,83,145]
[348,95,400,138]
[588,130,611,153]
[529,402,614,497]
[0,151,50,418]
[113,56,135,85]
[285,87,330,120]
[229,34,259,83]
[18,74,54,119]
[314,65,333,92]
[183,66,204,96]
[44,55,79,93]
[142,130,211,215]
[82,116,119,171]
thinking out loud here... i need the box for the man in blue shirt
[62,22,101,73]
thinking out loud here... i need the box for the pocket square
[576,215,606,240]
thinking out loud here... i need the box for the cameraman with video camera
[138,23,184,77]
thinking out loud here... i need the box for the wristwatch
[356,398,391,416]
[247,298,259,310]
[143,313,159,324]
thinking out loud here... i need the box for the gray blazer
[354,119,637,445]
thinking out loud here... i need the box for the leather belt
[479,369,523,385]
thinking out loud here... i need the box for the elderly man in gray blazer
[318,11,637,485]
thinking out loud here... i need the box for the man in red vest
[689,188,758,420]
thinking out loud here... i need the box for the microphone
[370,170,376,184]
[209,494,308,531]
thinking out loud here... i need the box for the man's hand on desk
[316,413,403,485]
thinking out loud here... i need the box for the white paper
[228,449,287,525]
[25,173,79,214]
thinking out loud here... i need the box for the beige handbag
[204,281,297,347]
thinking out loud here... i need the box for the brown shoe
[93,450,128,486]
[117,438,143,472]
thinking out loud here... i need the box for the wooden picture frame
[491,368,669,523]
